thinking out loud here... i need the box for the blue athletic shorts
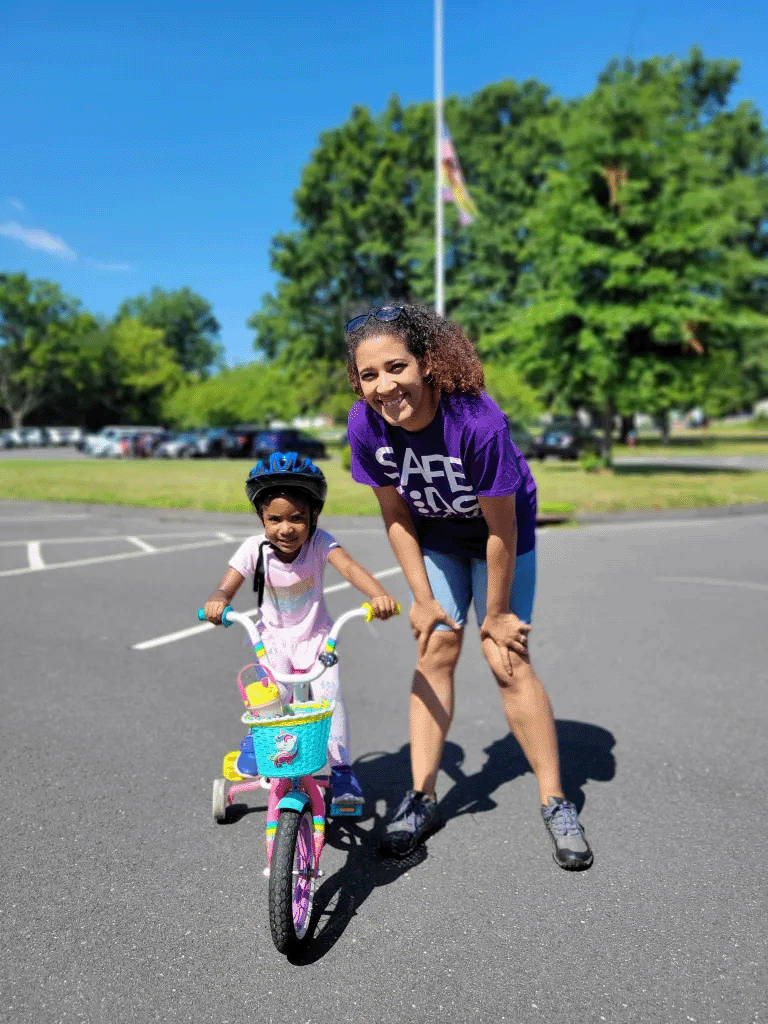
[419,547,536,630]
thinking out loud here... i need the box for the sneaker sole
[552,849,593,871]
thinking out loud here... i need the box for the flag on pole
[441,128,478,226]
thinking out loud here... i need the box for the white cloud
[0,217,132,272]
[0,221,77,261]
[6,198,26,213]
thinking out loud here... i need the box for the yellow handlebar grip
[362,601,402,622]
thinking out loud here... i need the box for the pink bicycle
[198,601,398,955]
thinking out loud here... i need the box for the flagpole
[434,0,444,316]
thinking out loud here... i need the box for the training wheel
[212,778,229,822]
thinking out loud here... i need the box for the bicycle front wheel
[268,807,316,954]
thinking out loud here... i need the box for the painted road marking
[0,514,89,522]
[27,542,44,570]
[132,566,404,651]
[0,537,237,577]
[0,527,389,578]
[0,529,251,548]
[126,535,157,553]
[657,575,768,592]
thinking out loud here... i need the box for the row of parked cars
[77,425,329,461]
[3,419,602,463]
[0,426,86,448]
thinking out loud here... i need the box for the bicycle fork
[265,776,327,873]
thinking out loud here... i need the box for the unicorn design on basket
[269,730,299,768]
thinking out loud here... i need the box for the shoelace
[547,801,582,837]
[393,794,427,830]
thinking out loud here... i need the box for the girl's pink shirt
[228,528,339,672]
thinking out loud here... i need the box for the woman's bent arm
[478,494,531,670]
[374,485,459,652]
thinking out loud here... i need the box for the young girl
[203,452,399,806]
[345,304,593,869]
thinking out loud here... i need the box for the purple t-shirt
[348,392,537,558]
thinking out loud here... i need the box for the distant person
[202,453,399,807]
[345,304,593,870]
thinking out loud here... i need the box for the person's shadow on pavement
[288,720,615,963]
[439,718,616,820]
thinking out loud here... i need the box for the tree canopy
[116,286,223,377]
[248,49,768,434]
[0,272,97,427]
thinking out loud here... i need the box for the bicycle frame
[204,603,379,868]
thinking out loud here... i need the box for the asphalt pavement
[1,497,766,1024]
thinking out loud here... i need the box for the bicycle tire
[268,807,316,954]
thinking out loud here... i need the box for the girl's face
[354,334,438,431]
[260,495,313,561]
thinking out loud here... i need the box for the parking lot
[1,495,766,1023]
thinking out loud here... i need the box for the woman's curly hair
[345,304,484,399]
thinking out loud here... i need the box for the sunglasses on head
[345,306,404,334]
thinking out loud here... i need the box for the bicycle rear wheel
[268,807,316,954]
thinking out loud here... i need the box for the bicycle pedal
[329,801,363,817]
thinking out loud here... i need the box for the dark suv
[222,426,267,458]
[251,429,327,462]
[532,420,605,460]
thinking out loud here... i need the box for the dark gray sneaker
[541,797,593,870]
[380,790,442,858]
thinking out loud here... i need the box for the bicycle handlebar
[196,602,400,686]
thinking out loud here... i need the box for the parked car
[23,427,48,446]
[196,427,231,457]
[155,431,206,458]
[251,429,328,462]
[131,430,174,457]
[83,426,165,457]
[45,426,84,446]
[222,426,268,458]
[532,420,605,461]
[1,428,27,447]
[508,421,536,460]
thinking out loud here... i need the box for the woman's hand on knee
[410,599,460,658]
[480,613,531,674]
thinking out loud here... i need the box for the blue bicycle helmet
[245,452,327,513]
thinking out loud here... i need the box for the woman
[345,304,593,870]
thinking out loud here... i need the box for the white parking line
[132,566,404,651]
[27,542,44,570]
[0,537,236,577]
[126,536,157,553]
[657,575,768,592]
[0,514,89,522]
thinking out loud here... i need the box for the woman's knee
[416,627,463,676]
[481,638,532,691]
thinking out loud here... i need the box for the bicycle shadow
[289,746,427,965]
[291,721,615,963]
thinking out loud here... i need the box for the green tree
[248,81,561,366]
[116,286,223,377]
[482,51,768,455]
[73,317,187,425]
[482,362,542,423]
[0,272,97,427]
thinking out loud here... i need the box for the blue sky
[2,0,766,366]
